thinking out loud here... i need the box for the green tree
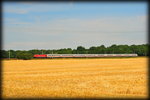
[97,45,106,54]
[16,52,33,60]
[0,50,8,58]
[28,49,42,55]
[77,46,86,54]
[57,48,72,54]
[72,49,77,54]
[88,46,97,54]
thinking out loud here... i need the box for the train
[33,54,138,58]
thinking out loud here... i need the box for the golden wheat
[2,57,148,98]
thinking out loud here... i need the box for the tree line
[0,44,149,60]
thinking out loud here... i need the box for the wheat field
[2,57,148,98]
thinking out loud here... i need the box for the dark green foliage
[57,48,72,54]
[28,49,43,55]
[72,49,77,54]
[88,45,106,54]
[88,46,97,54]
[1,50,8,58]
[16,52,33,60]
[77,46,86,54]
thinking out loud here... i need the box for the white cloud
[3,15,147,50]
[4,15,147,34]
[3,3,74,14]
[3,7,29,14]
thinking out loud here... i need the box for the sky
[2,2,148,50]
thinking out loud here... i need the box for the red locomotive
[33,54,47,58]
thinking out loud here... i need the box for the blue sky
[3,2,148,50]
